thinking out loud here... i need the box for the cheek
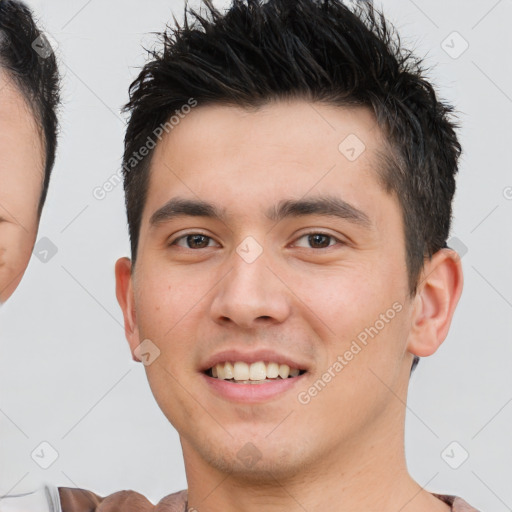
[0,226,36,267]
[0,226,37,301]
[135,268,203,336]
[292,262,408,378]
[134,268,207,383]
[289,261,391,331]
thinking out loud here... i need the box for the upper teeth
[211,361,301,380]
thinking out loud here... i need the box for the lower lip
[202,372,307,403]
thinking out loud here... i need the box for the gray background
[0,0,510,510]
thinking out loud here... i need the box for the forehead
[0,72,45,220]
[143,99,393,228]
[0,72,32,123]
[0,72,43,156]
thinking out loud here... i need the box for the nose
[209,245,292,330]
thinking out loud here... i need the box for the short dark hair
[122,0,463,373]
[0,0,60,216]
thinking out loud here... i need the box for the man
[0,0,60,303]
[7,0,480,510]
[0,1,61,510]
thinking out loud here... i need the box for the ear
[115,257,141,362]
[407,248,464,358]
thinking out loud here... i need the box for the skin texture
[0,72,44,303]
[116,99,463,512]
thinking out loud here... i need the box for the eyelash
[168,231,345,250]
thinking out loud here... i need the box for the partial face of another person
[0,72,45,303]
[116,99,461,480]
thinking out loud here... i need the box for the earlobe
[115,257,141,362]
[407,248,464,358]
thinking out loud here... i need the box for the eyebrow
[149,195,372,229]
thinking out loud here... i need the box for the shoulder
[432,492,482,511]
[58,486,187,512]
[155,490,188,511]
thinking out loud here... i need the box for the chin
[192,431,311,482]
[211,450,304,483]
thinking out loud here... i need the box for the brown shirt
[58,487,187,511]
[58,487,481,511]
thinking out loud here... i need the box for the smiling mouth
[204,361,307,384]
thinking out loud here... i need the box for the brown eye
[293,232,344,249]
[170,233,216,249]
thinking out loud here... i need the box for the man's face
[0,73,44,303]
[118,99,419,478]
